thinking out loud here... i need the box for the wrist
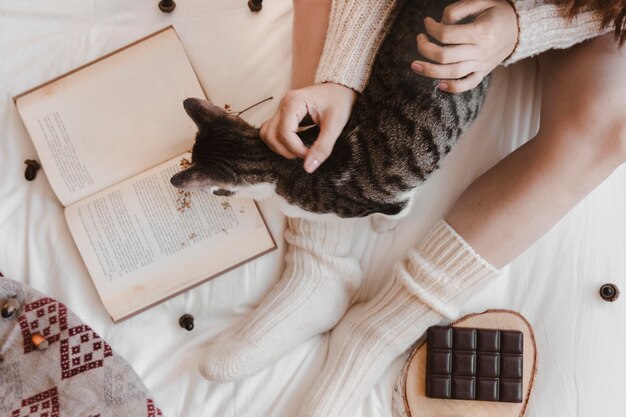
[318,82,359,105]
[501,0,520,64]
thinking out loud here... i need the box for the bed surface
[1,0,625,416]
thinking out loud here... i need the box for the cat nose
[170,172,185,189]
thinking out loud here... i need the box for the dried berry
[248,0,262,12]
[31,332,49,350]
[158,0,176,13]
[600,283,620,302]
[24,159,40,181]
[179,314,194,331]
[1,298,21,319]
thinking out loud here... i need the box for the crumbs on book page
[179,156,192,170]
[176,157,193,213]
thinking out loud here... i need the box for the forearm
[446,127,616,268]
[314,0,398,92]
[291,0,332,89]
[504,0,612,65]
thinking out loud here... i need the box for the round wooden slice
[392,309,537,417]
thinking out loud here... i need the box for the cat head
[170,98,278,199]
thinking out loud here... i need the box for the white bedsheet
[1,1,625,416]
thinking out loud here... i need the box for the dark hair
[549,0,626,45]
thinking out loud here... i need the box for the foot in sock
[297,221,498,417]
[199,217,361,382]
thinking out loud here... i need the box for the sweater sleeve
[314,0,398,93]
[504,0,613,65]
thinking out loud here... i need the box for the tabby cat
[170,0,491,225]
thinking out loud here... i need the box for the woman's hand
[411,0,518,93]
[260,83,357,173]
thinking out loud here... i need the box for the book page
[15,27,206,206]
[64,154,275,322]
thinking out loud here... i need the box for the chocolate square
[428,350,452,375]
[427,375,452,399]
[477,352,499,378]
[476,378,499,401]
[452,351,476,376]
[499,380,523,403]
[452,376,476,400]
[501,354,523,379]
[425,326,524,403]
[477,329,500,352]
[453,328,477,351]
[501,331,523,354]
[428,326,452,349]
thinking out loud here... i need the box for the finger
[265,136,298,159]
[424,16,480,45]
[411,59,478,80]
[416,33,476,64]
[438,71,486,93]
[441,0,494,25]
[304,113,344,173]
[276,110,309,158]
[269,137,299,159]
[262,122,298,159]
[272,92,310,157]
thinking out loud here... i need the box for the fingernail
[438,82,448,90]
[412,63,423,72]
[304,158,319,173]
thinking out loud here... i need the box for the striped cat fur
[171,0,491,224]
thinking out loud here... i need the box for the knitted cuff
[286,217,354,256]
[504,0,611,65]
[284,218,361,291]
[396,220,498,319]
[314,0,399,92]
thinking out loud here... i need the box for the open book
[14,27,276,322]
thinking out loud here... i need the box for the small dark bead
[158,0,176,13]
[248,0,263,12]
[600,283,620,302]
[24,159,41,181]
[179,314,194,331]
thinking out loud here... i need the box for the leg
[199,0,362,382]
[199,218,360,381]
[447,34,626,267]
[298,34,626,417]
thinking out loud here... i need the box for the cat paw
[369,214,400,233]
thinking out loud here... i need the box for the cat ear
[183,98,225,127]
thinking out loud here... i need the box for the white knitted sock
[199,217,361,382]
[298,220,498,417]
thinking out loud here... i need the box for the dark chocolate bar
[425,326,523,403]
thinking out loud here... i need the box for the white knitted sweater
[315,0,613,92]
